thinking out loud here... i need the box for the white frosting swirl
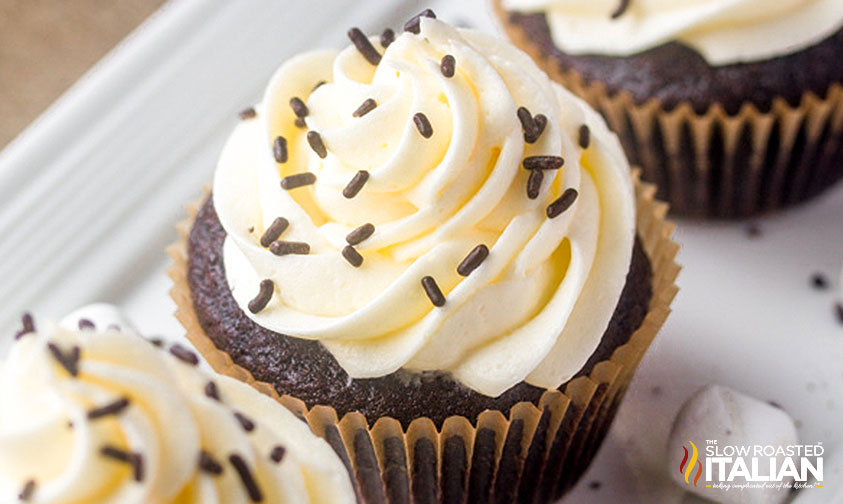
[502,0,843,65]
[216,18,636,397]
[0,325,355,504]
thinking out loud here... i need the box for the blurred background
[0,0,165,148]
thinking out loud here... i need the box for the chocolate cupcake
[496,0,843,217]
[0,316,356,503]
[170,13,679,502]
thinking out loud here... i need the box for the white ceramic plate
[1,1,841,502]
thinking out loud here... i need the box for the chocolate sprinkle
[239,107,257,120]
[14,313,35,340]
[47,343,80,377]
[578,124,591,149]
[269,445,287,464]
[100,446,144,482]
[18,480,35,501]
[248,279,275,314]
[421,276,446,307]
[589,480,602,490]
[517,106,534,133]
[306,131,328,159]
[523,155,564,170]
[199,451,224,475]
[69,347,81,371]
[260,217,290,247]
[205,381,220,401]
[440,54,456,78]
[353,98,378,118]
[346,223,375,245]
[457,244,489,277]
[746,223,762,238]
[78,318,95,331]
[229,454,263,502]
[348,27,382,65]
[272,136,288,164]
[169,344,199,366]
[342,245,364,268]
[835,302,843,325]
[134,455,145,483]
[88,397,131,420]
[611,0,632,19]
[811,273,828,290]
[270,445,286,464]
[404,9,436,34]
[547,188,579,218]
[280,172,317,190]
[413,112,433,138]
[289,97,308,118]
[269,241,310,256]
[526,168,544,199]
[234,412,256,432]
[342,170,370,198]
[313,80,327,92]
[380,28,396,48]
[294,117,307,128]
[517,107,547,144]
[530,114,547,143]
[148,337,164,348]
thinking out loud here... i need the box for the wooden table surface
[0,0,166,149]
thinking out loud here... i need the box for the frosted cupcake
[0,316,355,503]
[496,0,843,217]
[171,12,678,501]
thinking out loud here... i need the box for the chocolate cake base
[501,7,843,218]
[187,197,652,427]
[505,11,843,115]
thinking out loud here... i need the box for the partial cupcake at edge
[170,11,679,502]
[495,0,843,218]
[0,312,355,504]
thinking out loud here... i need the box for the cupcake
[0,315,356,503]
[496,0,843,217]
[170,12,679,502]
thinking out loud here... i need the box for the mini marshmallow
[60,303,138,334]
[667,385,799,504]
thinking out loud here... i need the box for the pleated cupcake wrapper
[167,172,680,503]
[495,1,843,218]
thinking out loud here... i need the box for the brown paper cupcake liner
[495,1,843,218]
[167,172,679,502]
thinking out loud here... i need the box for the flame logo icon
[679,441,703,487]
